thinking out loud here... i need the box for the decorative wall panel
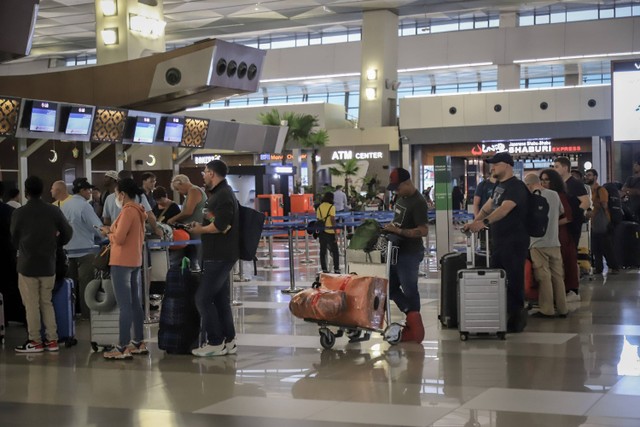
[90,107,128,143]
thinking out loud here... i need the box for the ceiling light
[100,0,117,16]
[366,68,377,81]
[514,52,640,64]
[398,62,493,73]
[101,28,118,45]
[129,13,166,39]
[365,88,377,100]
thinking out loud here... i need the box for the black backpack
[526,189,550,238]
[602,182,624,225]
[237,204,266,261]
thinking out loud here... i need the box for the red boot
[401,311,425,343]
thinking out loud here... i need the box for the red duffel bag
[289,287,347,321]
[319,273,388,330]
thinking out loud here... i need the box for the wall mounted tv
[63,106,93,135]
[27,100,57,132]
[613,59,640,142]
[157,116,184,144]
[133,116,156,143]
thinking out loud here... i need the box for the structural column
[359,10,399,129]
[95,0,166,65]
[497,12,520,90]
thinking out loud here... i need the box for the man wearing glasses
[189,160,240,357]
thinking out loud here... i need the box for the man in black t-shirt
[621,156,640,221]
[189,160,239,358]
[384,168,429,343]
[553,157,589,249]
[464,152,529,333]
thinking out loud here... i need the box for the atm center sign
[331,150,384,161]
[471,140,552,155]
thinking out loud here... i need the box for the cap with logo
[485,152,514,167]
[72,178,95,192]
[387,167,411,191]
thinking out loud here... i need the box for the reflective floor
[2,238,640,427]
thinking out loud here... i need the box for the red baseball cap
[387,168,411,191]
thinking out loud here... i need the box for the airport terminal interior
[3,1,640,426]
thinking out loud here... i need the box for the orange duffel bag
[289,287,347,321]
[319,273,388,330]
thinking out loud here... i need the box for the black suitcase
[614,221,640,268]
[158,265,201,354]
[439,252,466,328]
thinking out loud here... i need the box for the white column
[95,0,166,65]
[359,10,399,129]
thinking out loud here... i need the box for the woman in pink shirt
[100,178,148,360]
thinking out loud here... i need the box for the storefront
[418,138,592,205]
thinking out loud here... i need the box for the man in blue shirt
[61,178,104,319]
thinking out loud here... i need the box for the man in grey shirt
[524,173,568,318]
[333,185,348,212]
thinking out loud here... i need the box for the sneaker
[225,339,237,355]
[103,346,133,360]
[44,340,59,352]
[15,340,44,353]
[566,291,581,303]
[334,270,341,274]
[127,341,149,355]
[192,343,227,357]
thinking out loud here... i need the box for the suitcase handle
[464,228,490,268]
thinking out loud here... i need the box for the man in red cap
[383,167,429,342]
[463,152,530,333]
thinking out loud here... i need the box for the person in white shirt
[333,185,349,212]
[6,188,21,209]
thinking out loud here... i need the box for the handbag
[306,204,333,239]
[93,244,111,271]
[591,208,609,234]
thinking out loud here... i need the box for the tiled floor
[2,239,640,427]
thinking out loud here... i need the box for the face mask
[115,196,123,209]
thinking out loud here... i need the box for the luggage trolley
[302,236,404,350]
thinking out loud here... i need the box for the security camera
[165,68,182,86]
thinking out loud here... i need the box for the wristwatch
[482,218,490,227]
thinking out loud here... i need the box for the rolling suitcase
[46,278,78,347]
[614,221,640,268]
[439,252,466,328]
[458,231,507,341]
[158,261,201,354]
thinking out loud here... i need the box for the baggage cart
[294,236,404,350]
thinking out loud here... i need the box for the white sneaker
[192,343,227,357]
[225,339,237,355]
[566,291,581,303]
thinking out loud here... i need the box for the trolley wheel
[460,333,469,342]
[497,332,506,341]
[91,342,99,352]
[383,323,403,345]
[319,328,335,350]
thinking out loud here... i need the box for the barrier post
[299,216,314,265]
[281,226,304,294]
[231,263,243,306]
[142,242,159,324]
[263,233,279,269]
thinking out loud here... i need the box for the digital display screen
[29,101,57,132]
[163,117,184,143]
[65,106,93,135]
[133,116,156,143]
[613,59,640,142]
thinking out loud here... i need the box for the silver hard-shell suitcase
[458,231,507,341]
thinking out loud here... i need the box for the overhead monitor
[29,100,57,132]
[64,106,93,135]
[613,59,640,142]
[133,116,156,143]
[162,116,184,143]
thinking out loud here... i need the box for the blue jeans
[197,260,236,346]
[389,249,424,313]
[110,266,144,347]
